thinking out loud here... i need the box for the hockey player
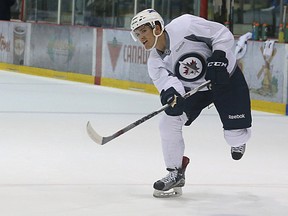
[130,9,252,197]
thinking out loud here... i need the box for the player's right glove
[205,50,230,85]
[160,87,184,116]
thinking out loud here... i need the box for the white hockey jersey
[147,14,237,95]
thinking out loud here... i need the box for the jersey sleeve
[168,14,237,74]
[190,16,237,73]
[147,51,185,95]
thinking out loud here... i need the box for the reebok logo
[228,114,245,119]
[207,62,228,67]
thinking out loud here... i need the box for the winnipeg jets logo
[175,53,206,82]
[179,60,200,76]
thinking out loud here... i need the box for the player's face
[133,25,156,50]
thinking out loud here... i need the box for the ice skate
[153,156,190,198]
[231,144,246,160]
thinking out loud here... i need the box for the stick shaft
[87,80,211,145]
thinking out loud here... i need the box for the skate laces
[161,169,178,183]
[232,145,245,153]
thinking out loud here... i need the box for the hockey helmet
[130,9,164,41]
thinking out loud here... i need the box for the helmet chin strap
[144,28,164,51]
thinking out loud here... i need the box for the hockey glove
[160,87,184,116]
[205,50,230,85]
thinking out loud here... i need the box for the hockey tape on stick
[86,80,211,145]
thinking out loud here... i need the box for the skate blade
[153,187,182,198]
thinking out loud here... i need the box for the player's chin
[144,44,152,50]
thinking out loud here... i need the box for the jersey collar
[156,31,171,59]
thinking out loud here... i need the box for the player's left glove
[160,87,184,116]
[205,50,230,85]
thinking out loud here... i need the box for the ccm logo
[207,62,228,67]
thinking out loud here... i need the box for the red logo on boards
[107,37,122,71]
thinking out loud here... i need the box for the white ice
[0,70,287,216]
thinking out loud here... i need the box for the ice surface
[0,70,287,216]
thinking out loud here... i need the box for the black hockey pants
[183,66,252,130]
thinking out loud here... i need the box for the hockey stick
[86,80,211,145]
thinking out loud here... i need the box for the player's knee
[159,114,187,134]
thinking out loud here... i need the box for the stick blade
[86,121,104,145]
